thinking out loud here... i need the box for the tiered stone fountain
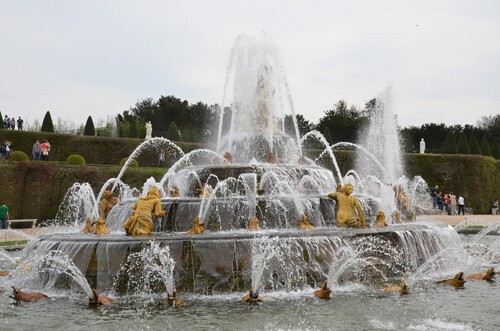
[19,34,457,298]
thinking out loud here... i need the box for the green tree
[491,141,500,159]
[128,120,137,138]
[442,131,457,154]
[41,111,55,132]
[167,121,181,141]
[480,136,491,156]
[323,127,333,145]
[84,116,95,136]
[468,133,481,154]
[316,100,367,144]
[457,131,470,154]
[0,111,3,129]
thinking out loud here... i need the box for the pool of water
[1,234,499,331]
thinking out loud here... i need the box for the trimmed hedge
[0,130,205,167]
[66,154,86,165]
[9,150,30,162]
[120,158,139,168]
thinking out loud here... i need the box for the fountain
[0,34,481,313]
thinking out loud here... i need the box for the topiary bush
[66,154,86,166]
[120,158,139,168]
[9,151,29,162]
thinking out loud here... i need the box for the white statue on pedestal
[145,121,152,140]
[419,138,426,154]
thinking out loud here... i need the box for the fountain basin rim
[36,221,450,244]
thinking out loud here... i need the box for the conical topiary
[491,141,500,159]
[84,116,96,136]
[167,121,181,141]
[480,136,491,156]
[323,127,333,145]
[468,133,481,155]
[41,111,55,132]
[128,120,137,138]
[442,131,457,154]
[457,132,470,154]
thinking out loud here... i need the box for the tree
[480,136,491,156]
[84,116,95,136]
[128,120,137,138]
[491,141,500,159]
[0,111,3,129]
[41,111,55,132]
[284,114,313,138]
[323,127,333,145]
[442,131,457,154]
[457,131,470,154]
[316,100,367,144]
[468,133,481,155]
[167,121,181,141]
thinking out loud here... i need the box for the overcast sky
[1,1,499,129]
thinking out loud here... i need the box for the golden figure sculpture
[436,272,466,287]
[395,185,408,214]
[248,215,260,231]
[10,286,48,302]
[198,184,212,198]
[89,289,116,306]
[187,216,204,235]
[94,191,119,235]
[223,151,232,164]
[313,280,331,299]
[267,152,278,164]
[392,210,402,224]
[124,186,165,236]
[241,290,263,303]
[169,186,180,197]
[328,183,368,228]
[166,290,182,306]
[383,281,409,295]
[298,214,316,231]
[466,267,495,281]
[81,218,95,233]
[374,211,388,227]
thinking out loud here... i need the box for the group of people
[431,186,465,215]
[0,140,13,159]
[3,115,23,130]
[32,139,51,161]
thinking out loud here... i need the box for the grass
[0,240,28,246]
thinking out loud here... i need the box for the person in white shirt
[457,195,465,215]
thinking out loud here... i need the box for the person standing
[41,139,51,161]
[3,115,9,129]
[0,202,10,229]
[158,148,165,167]
[32,139,42,160]
[450,192,457,215]
[17,116,24,130]
[10,117,15,130]
[431,185,438,209]
[458,194,465,215]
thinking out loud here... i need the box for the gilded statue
[81,218,95,233]
[197,184,212,198]
[374,211,388,227]
[169,186,180,197]
[313,280,331,299]
[187,216,205,235]
[94,191,119,235]
[124,186,165,236]
[328,183,368,228]
[223,151,232,164]
[298,213,316,230]
[248,215,260,231]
